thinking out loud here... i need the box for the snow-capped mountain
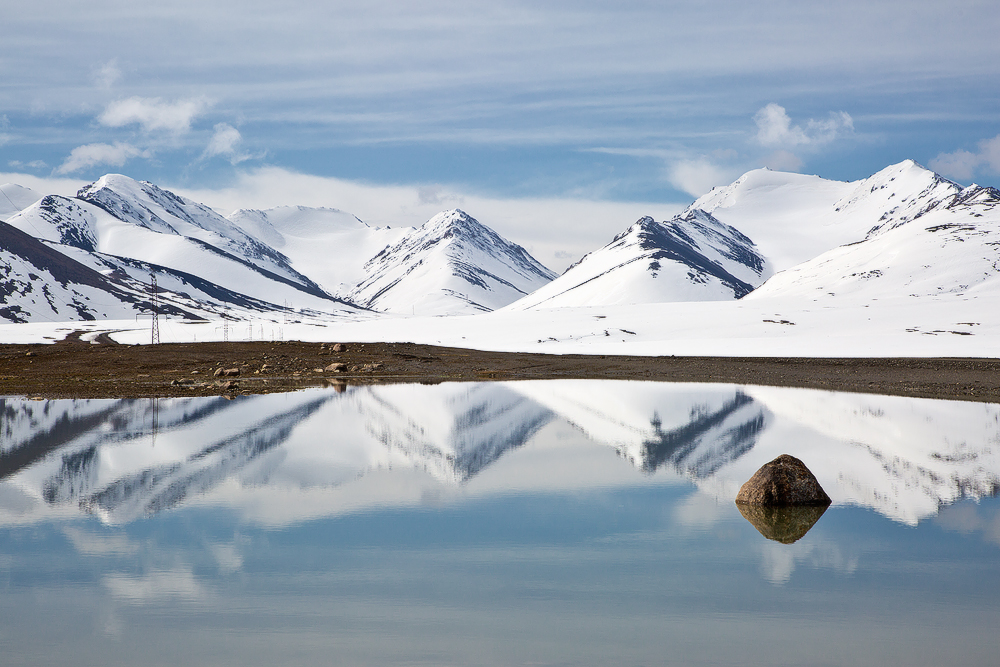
[747,161,1000,302]
[507,210,771,309]
[3,159,998,330]
[226,205,407,296]
[78,175,317,288]
[2,176,364,322]
[1,179,559,323]
[687,159,977,273]
[686,169,862,271]
[349,209,557,315]
[0,220,205,322]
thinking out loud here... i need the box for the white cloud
[173,166,682,272]
[666,158,739,198]
[979,135,1000,172]
[94,59,121,89]
[754,103,853,148]
[201,123,254,164]
[99,97,207,134]
[55,142,148,174]
[929,134,1000,182]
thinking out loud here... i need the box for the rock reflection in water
[736,503,829,544]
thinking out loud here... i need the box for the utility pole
[150,273,160,345]
[217,307,230,342]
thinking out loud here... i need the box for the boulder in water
[735,454,831,506]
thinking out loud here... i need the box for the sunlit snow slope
[748,161,1000,302]
[0,184,43,219]
[227,206,407,296]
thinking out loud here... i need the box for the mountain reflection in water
[2,380,999,528]
[3,381,1000,667]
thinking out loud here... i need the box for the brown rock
[332,343,346,352]
[325,362,348,372]
[735,454,831,506]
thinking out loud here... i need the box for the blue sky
[3,0,1000,268]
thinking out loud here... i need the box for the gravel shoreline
[2,338,999,402]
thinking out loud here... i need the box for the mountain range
[1,159,999,326]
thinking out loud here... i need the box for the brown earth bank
[1,336,999,402]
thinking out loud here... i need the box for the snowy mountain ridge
[3,158,1000,330]
[507,209,771,309]
[747,162,1000,303]
[1,177,557,322]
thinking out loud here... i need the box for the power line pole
[150,273,160,345]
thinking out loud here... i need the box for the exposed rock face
[736,504,829,544]
[735,454,831,506]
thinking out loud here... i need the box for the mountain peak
[77,173,148,199]
[349,209,555,315]
[422,208,481,233]
[507,209,771,310]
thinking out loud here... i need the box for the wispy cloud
[929,135,1000,181]
[753,103,853,149]
[93,59,122,89]
[55,142,149,174]
[7,159,48,170]
[99,97,207,134]
[200,123,256,164]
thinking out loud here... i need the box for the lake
[2,380,999,666]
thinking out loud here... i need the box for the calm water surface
[1,380,999,666]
